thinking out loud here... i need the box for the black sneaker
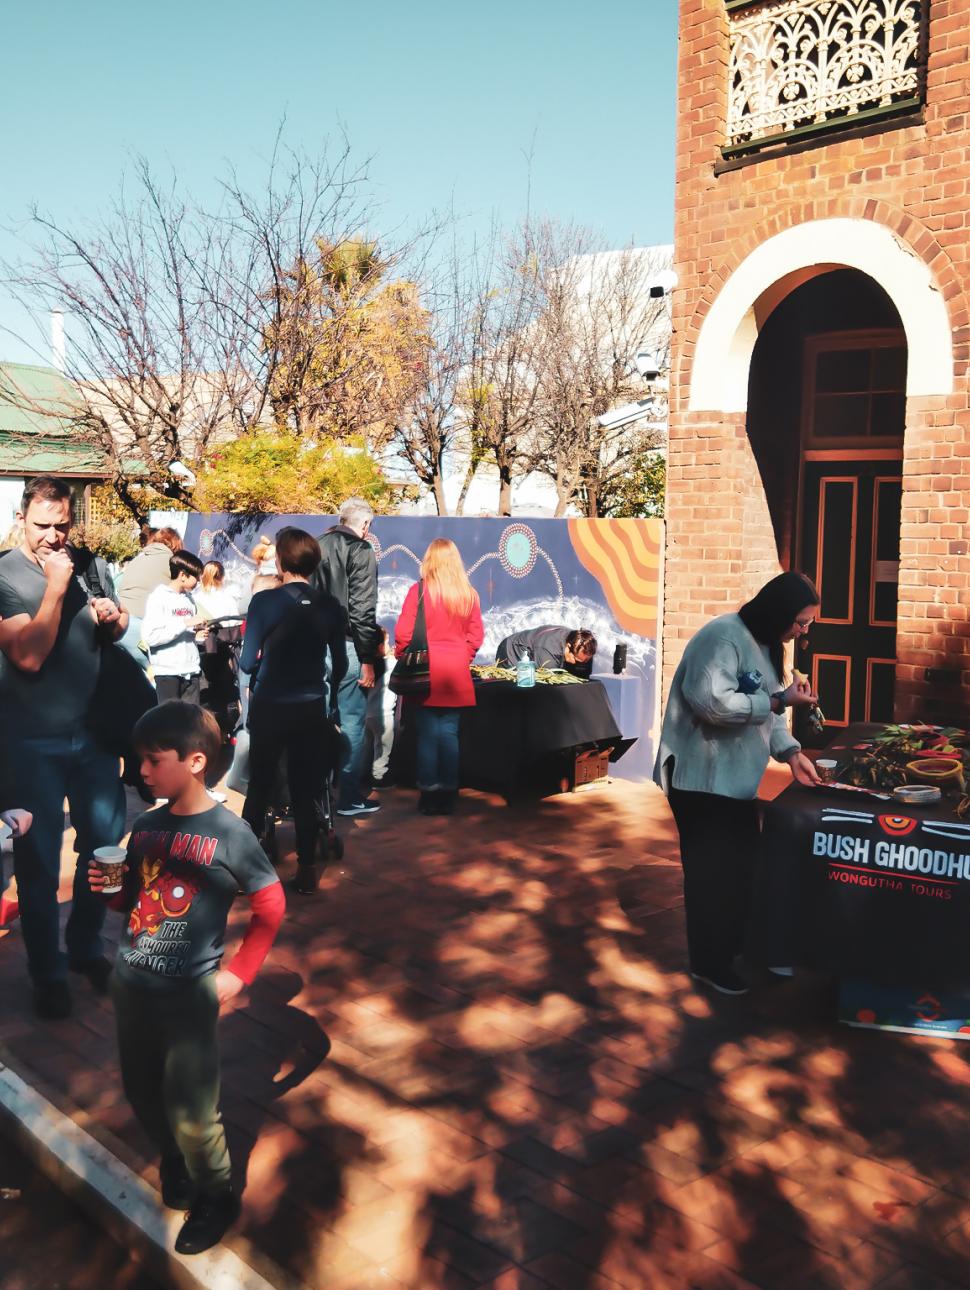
[336,800,381,817]
[68,956,113,994]
[690,968,750,996]
[33,980,72,1019]
[174,1189,240,1255]
[159,1155,194,1210]
[294,864,318,895]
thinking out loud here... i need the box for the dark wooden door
[797,459,901,744]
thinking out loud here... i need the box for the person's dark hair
[139,525,157,549]
[21,475,73,514]
[275,526,321,578]
[169,550,204,580]
[566,629,598,659]
[738,572,819,676]
[155,527,184,553]
[133,700,221,765]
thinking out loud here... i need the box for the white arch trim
[689,217,954,413]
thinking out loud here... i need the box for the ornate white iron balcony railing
[725,0,926,156]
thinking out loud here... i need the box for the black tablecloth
[395,679,631,794]
[752,723,970,986]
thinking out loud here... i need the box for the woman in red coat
[395,539,484,815]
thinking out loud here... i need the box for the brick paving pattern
[1,780,969,1288]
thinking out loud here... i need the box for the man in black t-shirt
[0,476,128,1020]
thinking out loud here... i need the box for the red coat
[394,582,484,707]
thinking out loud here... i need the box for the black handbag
[75,549,158,756]
[389,582,431,699]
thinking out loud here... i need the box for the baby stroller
[198,616,245,785]
[258,718,344,867]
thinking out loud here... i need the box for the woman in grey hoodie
[654,572,821,995]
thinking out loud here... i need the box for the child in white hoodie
[143,550,206,703]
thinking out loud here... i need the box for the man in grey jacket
[116,527,183,670]
[312,498,382,816]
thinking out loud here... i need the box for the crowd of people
[0,474,824,1256]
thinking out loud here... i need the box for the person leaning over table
[653,571,822,997]
[495,625,597,678]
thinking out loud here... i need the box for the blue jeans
[10,730,126,983]
[414,707,461,791]
[336,641,370,808]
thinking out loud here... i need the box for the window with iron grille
[723,0,928,161]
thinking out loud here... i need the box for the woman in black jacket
[241,528,347,894]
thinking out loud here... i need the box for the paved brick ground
[0,1134,161,1290]
[1,778,969,1289]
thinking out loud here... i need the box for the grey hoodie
[654,612,800,800]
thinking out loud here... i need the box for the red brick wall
[667,0,970,721]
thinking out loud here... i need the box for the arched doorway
[747,269,906,740]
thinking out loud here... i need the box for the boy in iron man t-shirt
[89,701,284,1256]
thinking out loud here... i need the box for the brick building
[667,0,969,735]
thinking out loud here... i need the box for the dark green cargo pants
[110,971,231,1194]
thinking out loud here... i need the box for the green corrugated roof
[0,362,109,476]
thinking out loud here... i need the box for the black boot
[418,790,434,814]
[174,1188,241,1255]
[159,1154,194,1210]
[295,862,317,895]
[436,790,457,816]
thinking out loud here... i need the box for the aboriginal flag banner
[752,784,970,987]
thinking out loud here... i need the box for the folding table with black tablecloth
[750,723,970,987]
[393,678,634,796]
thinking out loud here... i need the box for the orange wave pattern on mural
[568,518,663,640]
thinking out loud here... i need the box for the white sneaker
[768,965,795,978]
[690,969,750,996]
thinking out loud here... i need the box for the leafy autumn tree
[192,431,398,515]
[264,238,431,449]
[599,450,666,518]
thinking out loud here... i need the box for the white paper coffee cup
[816,759,838,783]
[93,845,126,894]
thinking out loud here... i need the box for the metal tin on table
[893,784,942,805]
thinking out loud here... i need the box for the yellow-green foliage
[265,238,432,445]
[90,482,190,525]
[193,431,398,515]
[71,519,142,564]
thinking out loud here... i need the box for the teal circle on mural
[499,524,538,577]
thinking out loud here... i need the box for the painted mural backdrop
[172,514,664,780]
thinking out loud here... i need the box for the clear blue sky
[0,0,677,364]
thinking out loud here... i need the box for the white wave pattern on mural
[376,578,654,679]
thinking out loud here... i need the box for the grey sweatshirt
[654,613,800,800]
[117,543,173,618]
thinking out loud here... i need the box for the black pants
[155,674,201,705]
[668,787,760,976]
[243,698,332,865]
[110,972,231,1193]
